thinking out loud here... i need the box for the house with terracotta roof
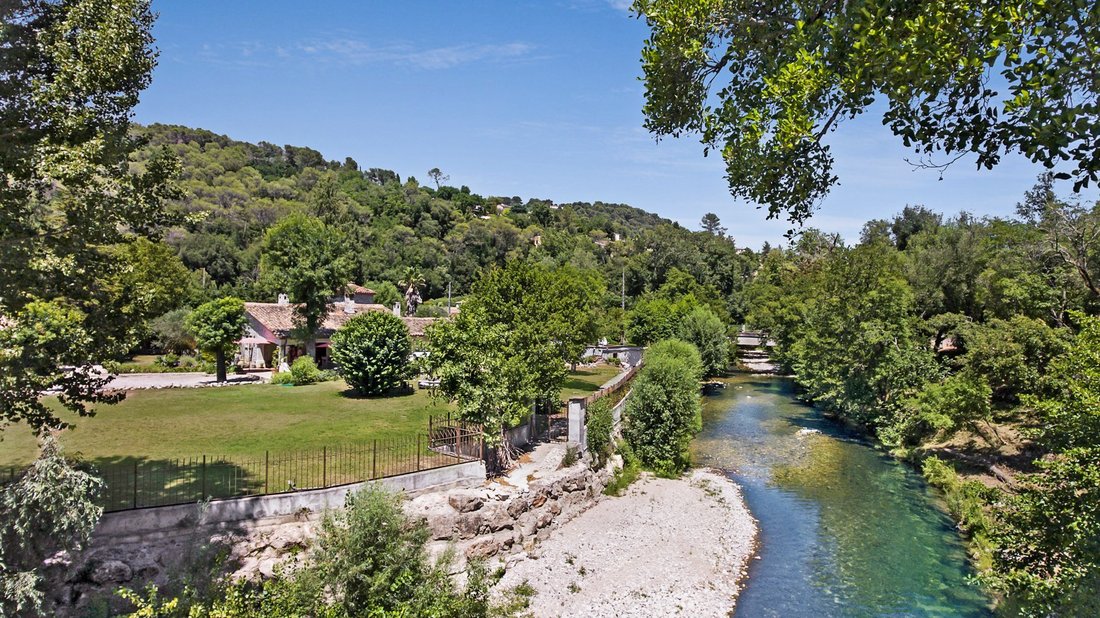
[239,284,440,370]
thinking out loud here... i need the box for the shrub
[330,311,411,396]
[604,440,641,496]
[586,399,614,469]
[289,357,320,385]
[922,456,997,572]
[561,444,579,468]
[271,371,294,385]
[155,353,180,368]
[623,339,703,476]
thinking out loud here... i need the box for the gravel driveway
[104,372,270,390]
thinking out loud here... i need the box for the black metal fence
[65,427,484,512]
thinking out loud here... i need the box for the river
[693,375,994,617]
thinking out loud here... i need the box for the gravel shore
[493,468,757,617]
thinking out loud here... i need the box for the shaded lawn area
[560,365,621,400]
[0,367,622,469]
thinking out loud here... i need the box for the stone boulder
[455,512,483,539]
[89,560,132,585]
[464,538,499,559]
[447,491,484,513]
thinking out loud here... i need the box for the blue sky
[135,0,1092,248]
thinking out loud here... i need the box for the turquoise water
[694,376,993,617]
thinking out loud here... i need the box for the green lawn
[560,365,620,400]
[0,367,622,469]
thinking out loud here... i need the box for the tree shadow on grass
[560,375,603,395]
[82,454,268,512]
[337,382,418,400]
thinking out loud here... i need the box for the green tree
[260,212,351,357]
[987,315,1100,614]
[626,296,676,345]
[677,306,729,377]
[422,261,596,465]
[908,371,993,441]
[427,167,449,189]
[364,280,401,309]
[186,297,247,382]
[0,2,172,610]
[330,311,411,396]
[422,308,551,468]
[1,438,103,616]
[150,307,194,355]
[699,212,725,236]
[891,206,943,251]
[624,339,703,476]
[636,0,1100,223]
[0,0,178,434]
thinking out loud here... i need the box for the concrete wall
[504,415,533,450]
[95,460,486,539]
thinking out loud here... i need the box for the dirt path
[493,469,757,617]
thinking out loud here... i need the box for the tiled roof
[346,283,376,295]
[401,317,437,337]
[244,302,440,338]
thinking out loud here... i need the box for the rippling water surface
[694,376,993,617]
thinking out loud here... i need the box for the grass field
[0,365,621,469]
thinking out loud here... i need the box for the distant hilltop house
[239,284,438,370]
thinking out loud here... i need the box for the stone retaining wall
[45,460,486,616]
[406,454,617,567]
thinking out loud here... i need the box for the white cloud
[193,38,536,71]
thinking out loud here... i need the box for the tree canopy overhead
[636,0,1100,224]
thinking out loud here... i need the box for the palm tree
[399,268,425,316]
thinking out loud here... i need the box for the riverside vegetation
[743,196,1100,615]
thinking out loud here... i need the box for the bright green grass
[0,368,621,469]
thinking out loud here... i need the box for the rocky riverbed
[492,468,757,617]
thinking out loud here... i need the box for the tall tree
[186,297,247,382]
[1017,173,1100,303]
[677,306,729,377]
[259,212,351,357]
[699,212,726,236]
[0,0,179,434]
[427,167,449,189]
[398,267,425,315]
[636,0,1100,223]
[624,339,704,475]
[0,1,173,612]
[988,315,1100,613]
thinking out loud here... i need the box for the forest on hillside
[132,123,759,332]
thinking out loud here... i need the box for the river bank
[697,375,993,616]
[492,468,757,617]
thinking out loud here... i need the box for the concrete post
[568,397,586,452]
